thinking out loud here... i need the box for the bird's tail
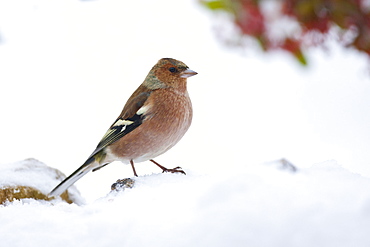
[48,156,98,198]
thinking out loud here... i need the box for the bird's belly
[106,103,192,164]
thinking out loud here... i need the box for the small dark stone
[111,178,135,191]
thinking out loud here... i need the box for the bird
[48,58,197,197]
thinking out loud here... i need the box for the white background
[0,0,369,201]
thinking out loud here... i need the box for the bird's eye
[169,67,178,73]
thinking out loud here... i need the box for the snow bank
[0,158,84,204]
[1,159,370,247]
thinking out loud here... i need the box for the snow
[1,159,370,246]
[1,0,370,245]
[0,158,84,204]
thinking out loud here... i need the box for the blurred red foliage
[200,0,370,64]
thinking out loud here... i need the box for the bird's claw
[161,166,186,175]
[149,159,187,175]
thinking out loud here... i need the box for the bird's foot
[161,166,186,175]
[149,159,186,175]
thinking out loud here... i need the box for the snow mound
[0,158,84,205]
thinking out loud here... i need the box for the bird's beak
[180,69,198,78]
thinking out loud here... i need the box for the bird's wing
[93,113,143,156]
[88,91,152,161]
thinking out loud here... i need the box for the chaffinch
[49,58,197,197]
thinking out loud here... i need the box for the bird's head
[144,58,197,91]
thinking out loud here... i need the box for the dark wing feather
[87,90,152,162]
[95,113,143,153]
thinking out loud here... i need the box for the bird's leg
[149,159,186,175]
[130,160,138,177]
